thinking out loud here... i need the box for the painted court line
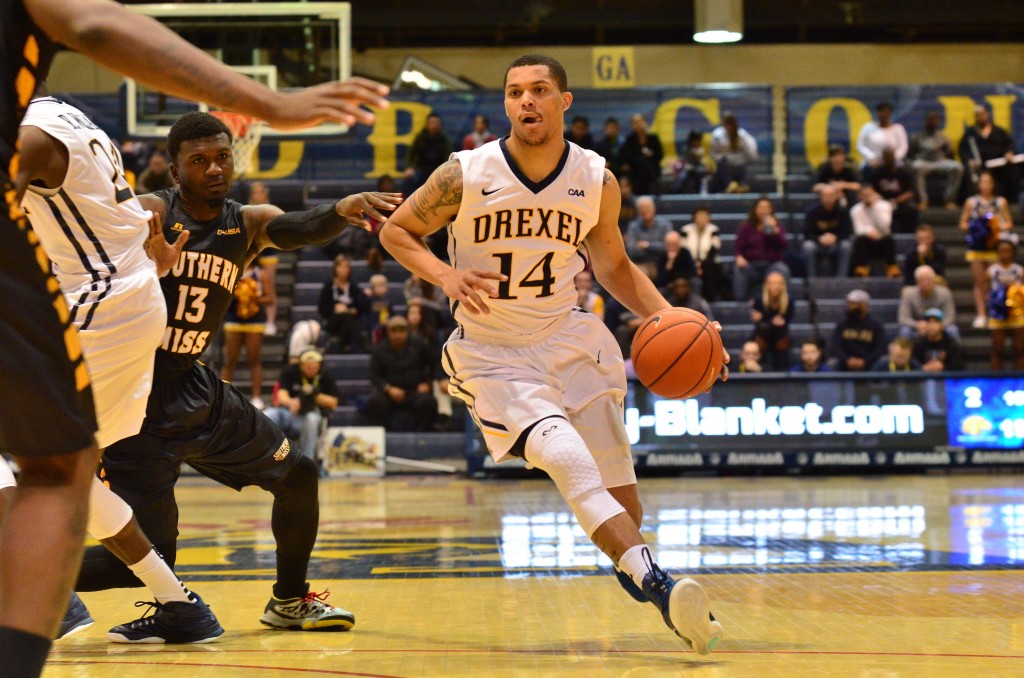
[46,660,402,677]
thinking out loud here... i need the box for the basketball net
[209,110,263,178]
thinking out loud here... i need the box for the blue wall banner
[252,86,773,181]
[786,84,1024,174]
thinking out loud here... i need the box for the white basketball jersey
[449,138,605,342]
[19,98,154,296]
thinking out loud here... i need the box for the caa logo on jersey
[568,188,586,197]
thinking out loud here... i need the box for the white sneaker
[251,397,266,410]
[263,323,277,337]
[973,316,987,329]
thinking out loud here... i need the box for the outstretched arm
[243,193,402,266]
[380,159,505,315]
[26,0,389,129]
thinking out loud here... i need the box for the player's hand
[708,321,730,388]
[335,192,403,230]
[438,268,507,315]
[144,211,188,276]
[265,78,390,129]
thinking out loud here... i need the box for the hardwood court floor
[47,473,1024,677]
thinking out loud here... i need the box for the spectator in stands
[709,112,758,193]
[856,102,908,171]
[750,271,793,371]
[565,114,594,149]
[669,130,711,194]
[402,112,452,194]
[959,104,1018,202]
[655,231,696,288]
[593,117,623,174]
[664,276,713,320]
[737,340,763,373]
[681,206,726,301]
[406,301,453,430]
[462,114,497,151]
[404,272,445,333]
[366,315,437,432]
[221,261,273,409]
[901,223,947,285]
[733,197,789,301]
[960,170,1015,328]
[986,238,1024,370]
[135,150,174,194]
[908,111,962,209]
[574,270,605,320]
[849,185,900,277]
[626,196,673,276]
[869,148,919,233]
[871,336,921,372]
[263,348,339,468]
[814,145,861,206]
[363,273,394,344]
[247,181,280,336]
[898,265,958,340]
[318,253,369,353]
[803,184,853,277]
[827,289,887,371]
[617,175,637,233]
[620,113,663,195]
[604,296,642,360]
[790,340,832,373]
[913,308,966,372]
[120,139,152,179]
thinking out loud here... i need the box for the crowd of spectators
[202,102,1023,457]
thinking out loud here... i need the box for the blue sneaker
[107,593,224,644]
[614,565,648,602]
[56,592,94,640]
[639,549,723,655]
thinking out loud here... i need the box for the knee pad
[524,418,624,538]
[0,457,16,490]
[87,476,134,541]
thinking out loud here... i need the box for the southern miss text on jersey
[449,138,605,342]
[150,188,247,372]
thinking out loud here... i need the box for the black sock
[270,455,319,599]
[0,625,52,678]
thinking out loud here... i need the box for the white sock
[128,549,194,604]
[618,544,653,591]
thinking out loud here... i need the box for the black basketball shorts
[100,360,294,544]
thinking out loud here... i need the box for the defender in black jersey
[77,112,401,631]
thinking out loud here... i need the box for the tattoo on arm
[409,159,463,224]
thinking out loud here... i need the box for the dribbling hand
[144,211,189,277]
[335,192,404,230]
[438,268,508,315]
[264,78,391,129]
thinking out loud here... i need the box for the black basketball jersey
[2,0,57,211]
[151,188,249,377]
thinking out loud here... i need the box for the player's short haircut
[167,112,232,163]
[505,54,568,92]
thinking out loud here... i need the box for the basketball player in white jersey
[12,93,222,643]
[381,54,726,654]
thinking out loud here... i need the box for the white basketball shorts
[72,268,166,448]
[443,309,636,488]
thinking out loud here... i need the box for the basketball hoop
[209,110,263,178]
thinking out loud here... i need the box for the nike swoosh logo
[482,186,505,196]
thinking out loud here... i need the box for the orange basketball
[630,307,724,399]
